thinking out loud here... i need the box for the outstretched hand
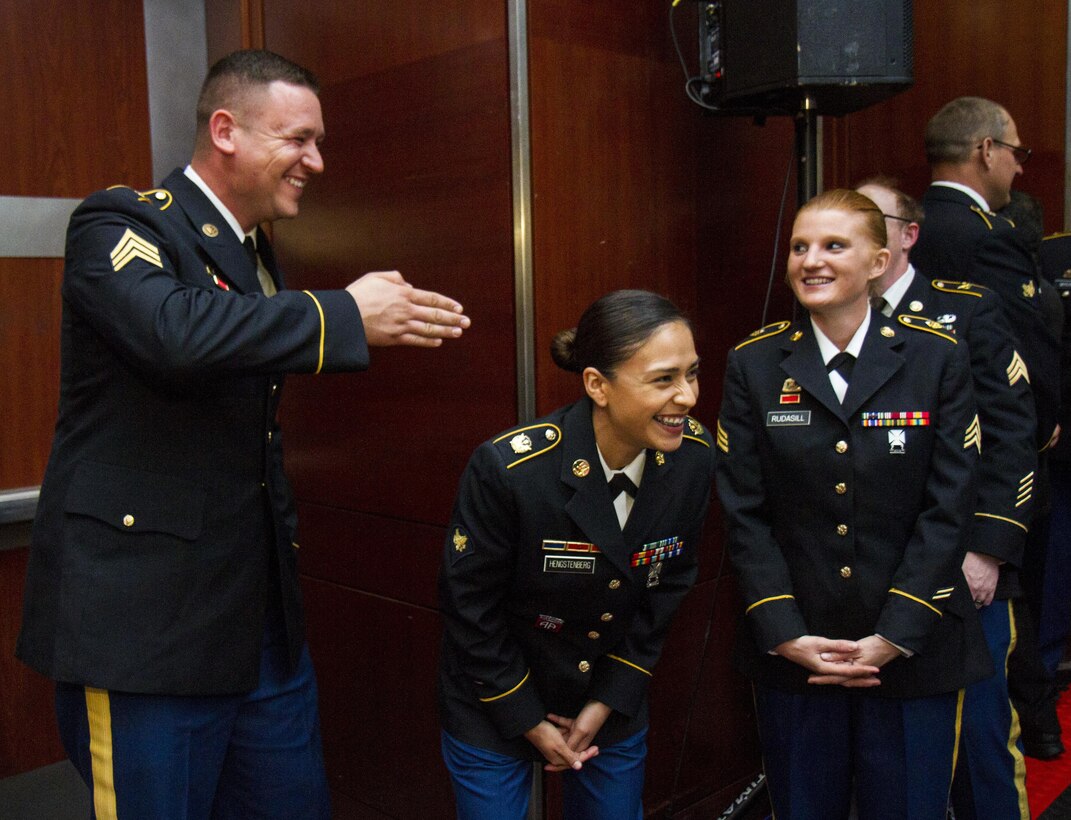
[345,270,470,347]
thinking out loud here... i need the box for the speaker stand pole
[795,93,819,207]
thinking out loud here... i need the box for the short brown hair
[855,175,924,224]
[925,96,1009,165]
[195,50,319,149]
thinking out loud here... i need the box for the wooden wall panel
[825,0,1067,231]
[1,0,152,197]
[0,260,62,489]
[265,3,516,816]
[528,0,705,417]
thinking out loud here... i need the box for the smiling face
[230,81,325,229]
[586,321,699,469]
[787,207,889,322]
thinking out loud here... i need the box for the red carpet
[1027,688,1071,818]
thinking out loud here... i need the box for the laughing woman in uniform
[715,189,991,820]
[439,290,714,819]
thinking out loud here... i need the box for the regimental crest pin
[1023,280,1037,299]
[453,528,468,553]
[509,433,532,454]
[655,451,665,466]
[888,429,906,455]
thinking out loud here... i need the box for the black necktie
[871,296,891,317]
[826,351,856,382]
[608,472,638,500]
[243,236,259,274]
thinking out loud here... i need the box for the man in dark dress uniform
[859,179,1034,819]
[911,97,1064,764]
[16,49,469,818]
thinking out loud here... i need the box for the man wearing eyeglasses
[913,97,1065,781]
[858,178,1036,820]
[913,96,1059,450]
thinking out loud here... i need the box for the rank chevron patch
[716,419,729,453]
[1017,471,1035,508]
[110,228,162,271]
[1007,351,1031,385]
[964,414,982,453]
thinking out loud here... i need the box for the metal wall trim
[0,197,81,257]
[143,0,207,184]
[508,0,537,425]
[0,1,206,259]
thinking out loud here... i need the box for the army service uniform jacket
[17,169,368,695]
[715,313,992,697]
[438,399,714,759]
[913,184,1060,446]
[897,275,1037,599]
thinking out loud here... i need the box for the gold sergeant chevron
[110,228,162,271]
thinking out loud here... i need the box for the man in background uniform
[859,179,1034,819]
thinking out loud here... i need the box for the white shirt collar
[597,447,646,487]
[932,180,990,213]
[880,264,916,312]
[811,310,871,366]
[184,165,249,244]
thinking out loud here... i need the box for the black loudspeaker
[699,0,913,116]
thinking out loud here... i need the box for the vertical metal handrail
[508,0,537,425]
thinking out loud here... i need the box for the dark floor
[0,760,89,820]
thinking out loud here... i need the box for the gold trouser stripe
[302,291,326,374]
[1006,601,1030,820]
[85,687,119,820]
[949,688,965,800]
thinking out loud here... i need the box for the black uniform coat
[17,169,368,695]
[715,313,992,697]
[913,184,1060,446]
[896,275,1037,599]
[438,399,714,759]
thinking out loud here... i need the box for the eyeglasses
[979,138,1032,165]
[882,213,913,224]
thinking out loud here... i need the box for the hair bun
[550,328,581,372]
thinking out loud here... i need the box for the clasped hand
[524,700,612,772]
[775,634,900,687]
[346,270,470,347]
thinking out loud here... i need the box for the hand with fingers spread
[524,720,600,772]
[346,270,470,347]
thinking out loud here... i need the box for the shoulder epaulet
[734,320,791,351]
[931,279,986,297]
[898,314,958,343]
[105,184,173,211]
[493,422,562,469]
[682,416,713,448]
[969,205,995,230]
